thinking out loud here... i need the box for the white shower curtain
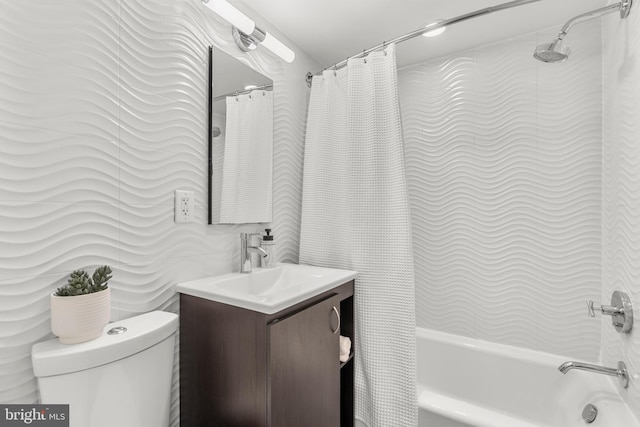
[299,44,417,427]
[219,90,273,223]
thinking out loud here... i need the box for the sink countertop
[176,263,357,314]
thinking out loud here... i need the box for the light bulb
[202,0,255,35]
[261,32,296,63]
[202,0,295,64]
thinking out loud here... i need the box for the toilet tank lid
[32,311,178,377]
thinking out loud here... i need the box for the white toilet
[32,311,178,427]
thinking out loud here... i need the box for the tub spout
[558,360,629,388]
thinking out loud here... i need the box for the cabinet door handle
[331,306,341,334]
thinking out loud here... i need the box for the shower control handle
[586,290,633,333]
[587,301,623,317]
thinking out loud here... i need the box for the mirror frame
[207,46,274,225]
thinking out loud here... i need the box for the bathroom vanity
[178,264,356,427]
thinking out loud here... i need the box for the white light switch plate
[174,190,195,223]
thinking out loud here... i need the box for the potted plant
[50,265,112,344]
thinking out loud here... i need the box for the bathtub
[417,327,639,427]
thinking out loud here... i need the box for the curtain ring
[333,65,337,76]
[383,41,388,56]
[363,49,367,63]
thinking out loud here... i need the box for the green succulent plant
[55,265,112,297]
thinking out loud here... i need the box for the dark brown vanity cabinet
[180,280,355,427]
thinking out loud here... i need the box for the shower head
[533,41,570,63]
[533,0,632,63]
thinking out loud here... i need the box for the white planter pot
[50,288,111,344]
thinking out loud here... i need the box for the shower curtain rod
[213,83,273,102]
[305,0,543,87]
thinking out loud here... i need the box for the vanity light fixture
[422,21,447,38]
[201,0,296,63]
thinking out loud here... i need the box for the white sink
[176,263,357,314]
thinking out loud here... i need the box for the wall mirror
[208,47,273,224]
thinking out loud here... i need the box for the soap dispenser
[261,229,276,268]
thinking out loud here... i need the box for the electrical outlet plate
[174,190,195,223]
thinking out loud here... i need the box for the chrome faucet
[240,233,268,274]
[558,360,629,388]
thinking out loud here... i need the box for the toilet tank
[32,311,178,427]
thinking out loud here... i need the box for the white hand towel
[340,335,351,362]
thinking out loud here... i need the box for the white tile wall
[6,0,639,421]
[399,22,603,360]
[602,2,640,420]
[0,0,319,424]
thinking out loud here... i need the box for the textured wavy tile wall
[0,0,317,422]
[399,22,602,359]
[602,3,640,420]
